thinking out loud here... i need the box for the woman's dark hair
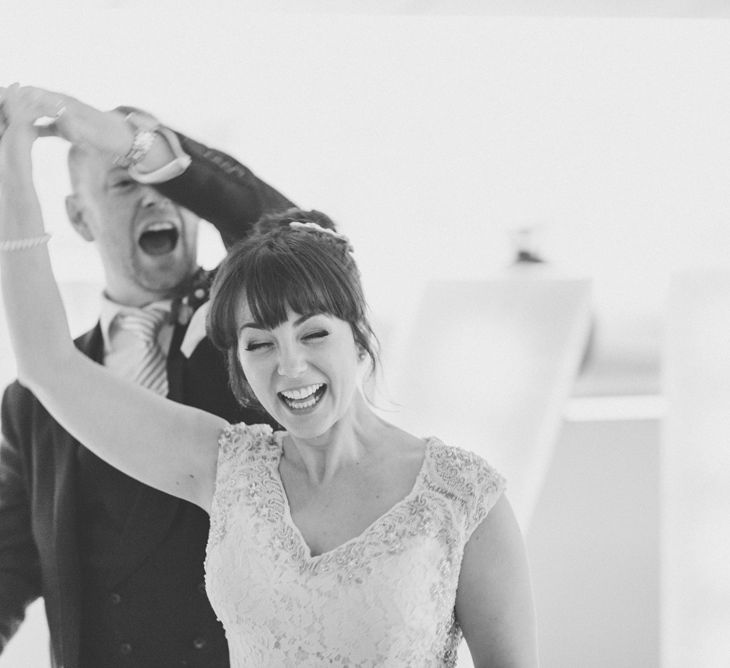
[207,209,379,407]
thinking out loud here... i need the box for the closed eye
[303,330,328,341]
[244,341,272,352]
[111,180,135,191]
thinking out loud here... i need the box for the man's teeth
[145,222,176,232]
[281,384,323,401]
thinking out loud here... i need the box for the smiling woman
[202,216,537,665]
[207,212,378,410]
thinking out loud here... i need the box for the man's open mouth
[138,222,180,256]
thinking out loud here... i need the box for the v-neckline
[271,432,432,561]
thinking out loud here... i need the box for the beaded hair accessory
[288,221,354,253]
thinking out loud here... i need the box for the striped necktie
[115,307,170,396]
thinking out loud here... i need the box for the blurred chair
[387,274,592,530]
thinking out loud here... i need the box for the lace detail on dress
[205,424,505,667]
[207,422,278,550]
[424,442,507,538]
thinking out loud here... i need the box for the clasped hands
[0,83,138,159]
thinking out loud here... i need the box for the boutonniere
[173,270,212,327]
[175,301,195,327]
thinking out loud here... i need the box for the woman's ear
[65,194,94,242]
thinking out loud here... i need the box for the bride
[0,84,538,667]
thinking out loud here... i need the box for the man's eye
[244,341,271,352]
[112,179,135,189]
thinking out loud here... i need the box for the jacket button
[109,592,121,605]
[119,642,132,655]
[193,636,207,650]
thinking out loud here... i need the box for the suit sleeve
[0,383,43,653]
[153,132,297,249]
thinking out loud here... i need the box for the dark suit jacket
[0,134,295,667]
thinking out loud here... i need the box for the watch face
[114,129,158,169]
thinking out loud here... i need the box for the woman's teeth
[280,383,325,410]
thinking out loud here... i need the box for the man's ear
[65,194,94,242]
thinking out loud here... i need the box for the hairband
[288,221,354,252]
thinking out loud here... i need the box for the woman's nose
[277,346,307,377]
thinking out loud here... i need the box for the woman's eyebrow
[294,314,317,326]
[238,313,321,335]
[238,321,264,333]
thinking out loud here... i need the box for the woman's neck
[281,393,389,486]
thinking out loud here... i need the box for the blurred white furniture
[388,274,592,530]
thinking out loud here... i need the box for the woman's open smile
[278,382,328,412]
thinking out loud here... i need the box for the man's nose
[277,345,307,378]
[139,185,171,209]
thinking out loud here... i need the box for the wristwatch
[113,111,159,169]
[115,111,192,183]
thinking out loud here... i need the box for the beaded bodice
[205,423,505,667]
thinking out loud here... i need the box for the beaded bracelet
[0,233,51,252]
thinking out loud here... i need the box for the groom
[0,95,294,668]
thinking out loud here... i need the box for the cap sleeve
[208,422,275,549]
[426,441,507,540]
[462,451,507,539]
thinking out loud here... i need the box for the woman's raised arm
[0,84,225,512]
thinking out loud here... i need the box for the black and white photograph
[1,2,729,667]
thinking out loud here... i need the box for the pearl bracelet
[0,233,51,252]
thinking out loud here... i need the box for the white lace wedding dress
[205,423,505,667]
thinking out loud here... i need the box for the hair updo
[207,209,379,408]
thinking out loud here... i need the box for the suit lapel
[167,267,213,404]
[166,319,188,403]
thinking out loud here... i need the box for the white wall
[529,418,661,667]
[3,12,730,338]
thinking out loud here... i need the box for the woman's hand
[0,83,135,156]
[0,83,41,182]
